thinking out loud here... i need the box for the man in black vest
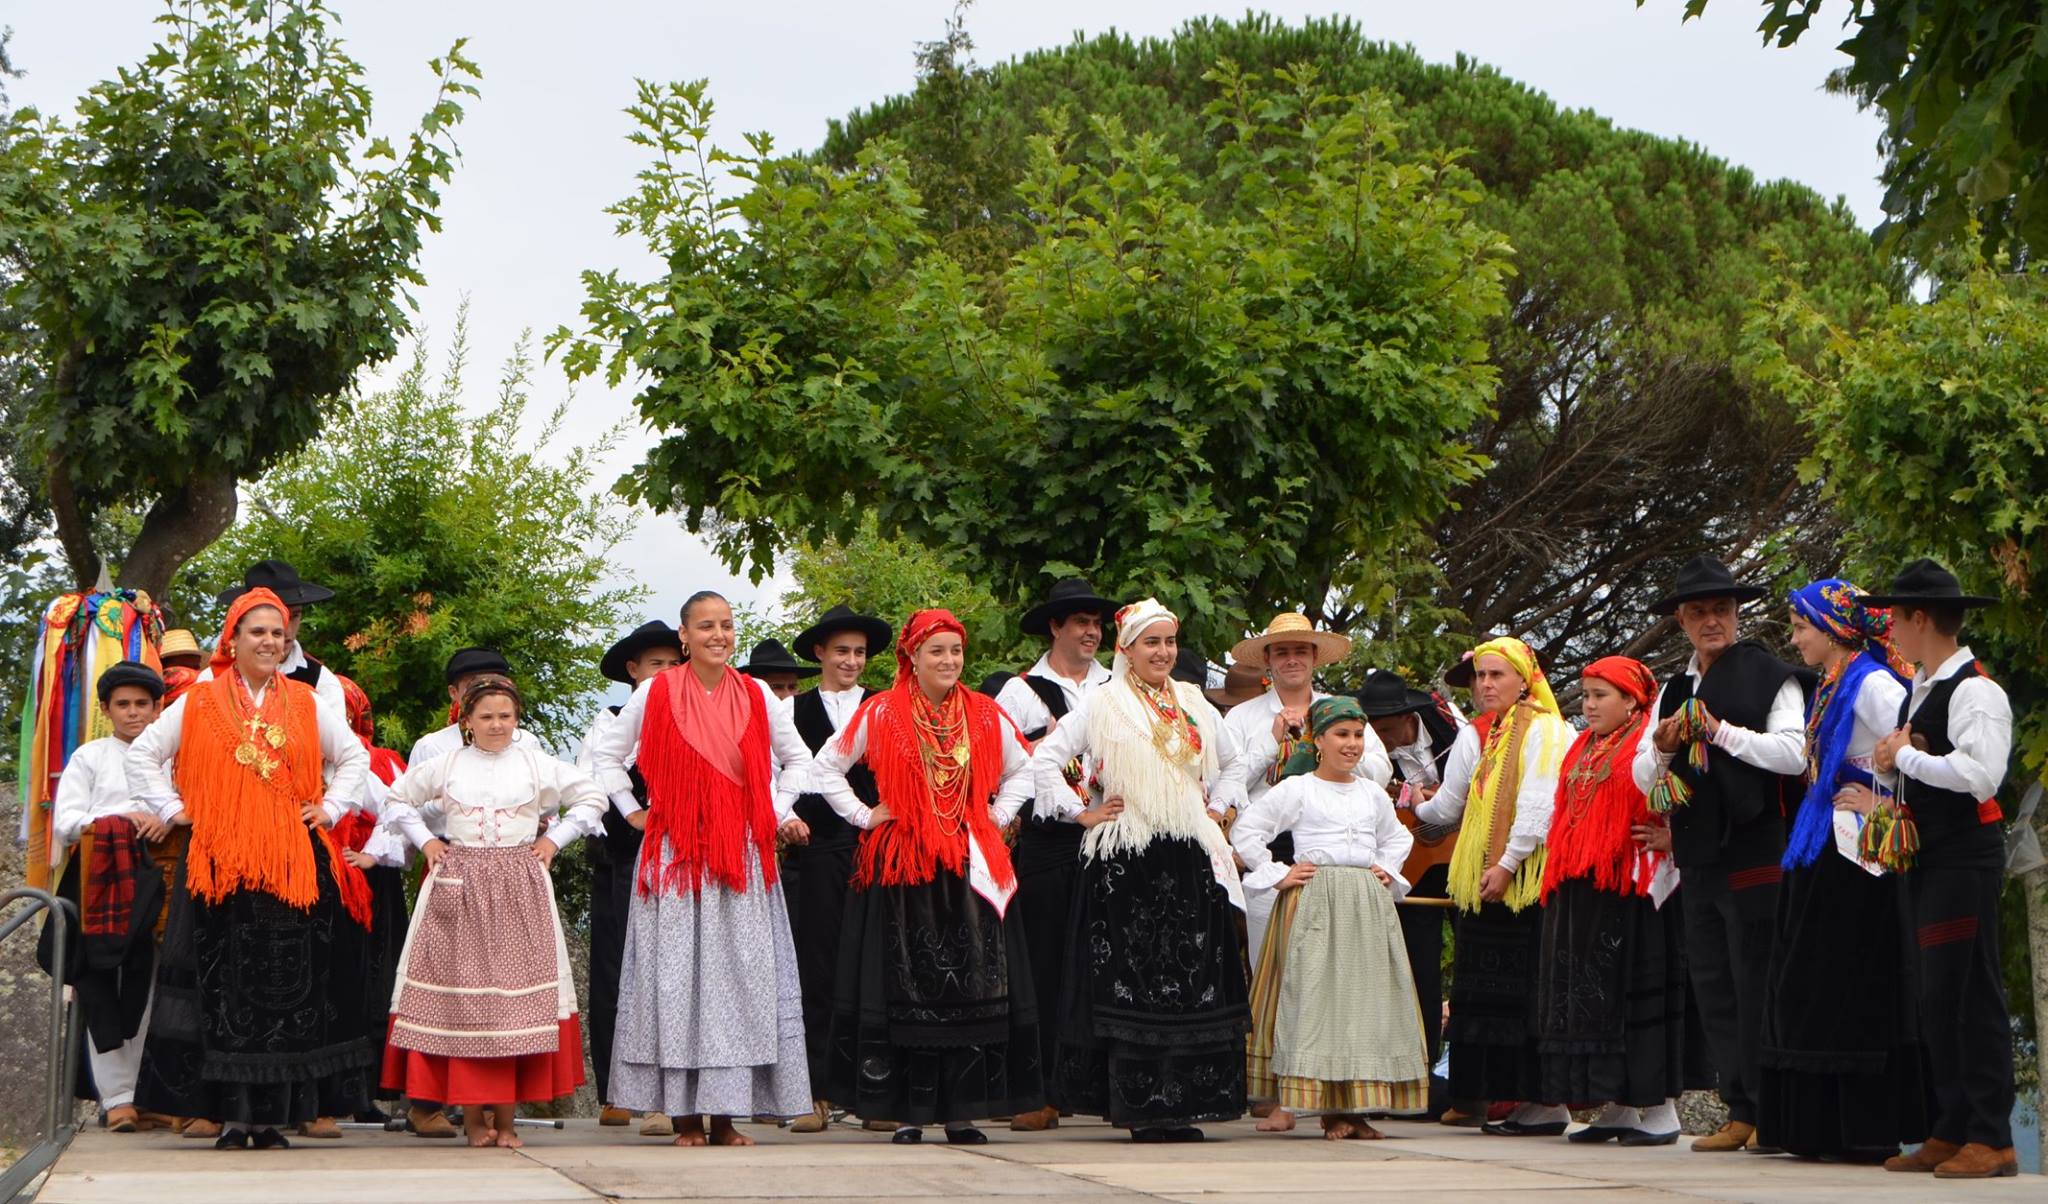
[780,604,893,1133]
[992,578,1117,1131]
[211,559,346,717]
[579,620,684,1134]
[1629,556,1805,1153]
[1357,670,1466,1076]
[1867,560,2017,1180]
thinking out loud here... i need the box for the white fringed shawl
[1081,673,1235,867]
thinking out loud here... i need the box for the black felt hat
[1355,669,1435,718]
[444,646,512,684]
[97,659,165,704]
[736,638,817,678]
[1443,643,1553,689]
[792,603,893,663]
[1171,646,1211,689]
[599,620,684,684]
[1646,555,1768,616]
[1863,558,1997,609]
[216,558,336,609]
[1019,578,1119,637]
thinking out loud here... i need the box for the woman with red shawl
[808,608,1042,1145]
[585,590,817,1147]
[1534,656,1695,1146]
[125,587,377,1149]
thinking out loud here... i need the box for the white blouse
[49,737,142,862]
[1412,712,1570,874]
[585,671,812,822]
[382,743,606,851]
[1231,772,1414,898]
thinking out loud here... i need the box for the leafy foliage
[0,0,478,596]
[180,324,644,754]
[811,13,1894,680]
[1660,1,2048,263]
[553,61,1510,655]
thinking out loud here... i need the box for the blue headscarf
[1781,580,1909,870]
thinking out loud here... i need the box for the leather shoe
[104,1105,140,1133]
[1437,1107,1485,1127]
[1481,1118,1567,1137]
[598,1105,631,1127]
[1691,1120,1754,1152]
[1883,1137,1959,1172]
[1009,1105,1060,1132]
[1620,1128,1681,1147]
[298,1116,342,1139]
[1568,1124,1632,1144]
[945,1126,988,1145]
[213,1128,250,1151]
[407,1106,458,1139]
[182,1119,223,1140]
[789,1101,831,1134]
[639,1113,675,1137]
[891,1127,922,1144]
[1933,1143,2019,1179]
[251,1128,291,1151]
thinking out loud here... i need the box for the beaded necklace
[910,683,971,836]
[1131,674,1201,766]
[1563,716,1640,825]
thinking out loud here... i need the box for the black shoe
[251,1128,291,1150]
[1131,1127,1170,1143]
[1746,1142,1786,1155]
[945,1127,988,1146]
[1619,1128,1681,1147]
[1570,1125,1633,1144]
[1482,1119,1569,1137]
[1164,1127,1205,1143]
[354,1105,391,1125]
[214,1129,250,1151]
[891,1127,922,1144]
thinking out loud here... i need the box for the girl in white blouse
[1230,696,1430,1140]
[379,675,607,1148]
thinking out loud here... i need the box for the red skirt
[380,1014,586,1105]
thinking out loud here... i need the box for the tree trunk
[116,471,240,602]
[46,453,102,589]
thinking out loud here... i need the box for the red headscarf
[840,609,1015,892]
[1541,655,1662,900]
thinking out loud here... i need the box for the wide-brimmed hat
[1355,669,1436,718]
[1204,660,1267,709]
[737,638,817,678]
[1171,646,1211,689]
[793,603,893,663]
[444,646,511,684]
[1020,578,1119,637]
[599,620,684,684]
[158,628,205,668]
[1229,612,1352,668]
[1863,558,1997,610]
[216,558,335,609]
[1647,554,1767,616]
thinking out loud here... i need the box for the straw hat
[158,628,205,669]
[1229,612,1353,668]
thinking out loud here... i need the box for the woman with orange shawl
[1410,636,1571,1135]
[585,590,817,1147]
[808,608,1041,1145]
[126,587,376,1150]
[1534,656,1693,1146]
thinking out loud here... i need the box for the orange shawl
[176,670,326,910]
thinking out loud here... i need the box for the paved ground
[28,1116,2042,1202]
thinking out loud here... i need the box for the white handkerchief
[1833,809,1887,877]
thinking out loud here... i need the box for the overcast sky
[5,0,1885,644]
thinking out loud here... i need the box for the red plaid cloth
[81,815,144,938]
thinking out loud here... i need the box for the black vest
[791,688,871,849]
[591,703,648,866]
[1658,640,1797,871]
[1898,662,2006,870]
[1391,705,1461,786]
[286,652,324,689]
[1016,674,1077,828]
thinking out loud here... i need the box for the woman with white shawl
[1027,598,1251,1143]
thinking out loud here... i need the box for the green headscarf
[1277,696,1370,780]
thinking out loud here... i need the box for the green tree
[181,323,644,755]
[1655,1,2048,263]
[811,14,1894,678]
[1744,251,2047,1143]
[553,63,1509,655]
[0,0,478,599]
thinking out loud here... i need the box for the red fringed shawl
[839,683,1016,893]
[634,665,778,897]
[1540,712,1658,900]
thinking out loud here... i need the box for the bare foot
[465,1125,497,1148]
[1249,1099,1278,1119]
[493,1129,525,1149]
[1320,1115,1355,1140]
[1256,1108,1297,1132]
[1348,1119,1384,1141]
[707,1117,755,1147]
[672,1116,709,1147]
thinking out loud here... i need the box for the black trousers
[1912,865,2015,1148]
[1398,899,1447,1068]
[586,843,634,1105]
[1678,862,1779,1125]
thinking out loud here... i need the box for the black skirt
[1759,850,1930,1159]
[1051,836,1249,1129]
[823,869,1043,1125]
[782,838,858,1090]
[1446,900,1543,1103]
[359,864,410,1100]
[1535,879,1691,1108]
[1013,820,1084,1086]
[136,828,377,1126]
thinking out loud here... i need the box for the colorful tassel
[1646,699,1712,815]
[1858,800,1920,873]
